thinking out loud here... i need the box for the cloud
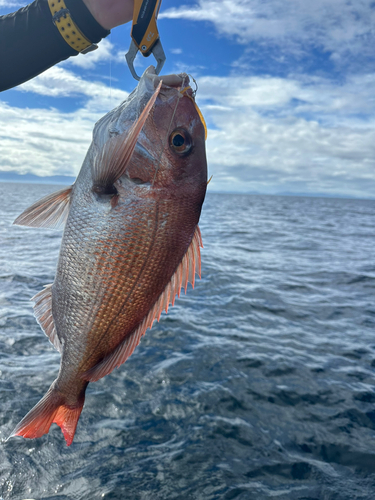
[0,67,129,178]
[0,0,22,8]
[160,0,375,63]
[1,63,375,198]
[0,101,95,177]
[63,37,130,71]
[198,72,375,124]
[66,39,115,70]
[196,73,375,197]
[17,66,128,113]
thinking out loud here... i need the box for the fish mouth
[131,67,192,159]
[140,66,190,93]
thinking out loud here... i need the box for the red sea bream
[11,67,207,446]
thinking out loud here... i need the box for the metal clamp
[126,39,165,81]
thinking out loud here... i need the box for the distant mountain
[0,171,76,185]
[0,171,371,200]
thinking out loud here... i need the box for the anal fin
[82,226,203,382]
[32,284,62,353]
[13,186,73,229]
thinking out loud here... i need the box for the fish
[10,66,207,446]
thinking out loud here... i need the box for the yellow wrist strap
[48,0,98,54]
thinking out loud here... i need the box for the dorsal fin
[32,284,62,353]
[82,226,203,382]
[13,186,73,229]
[93,81,162,190]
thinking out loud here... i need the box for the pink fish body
[11,67,207,445]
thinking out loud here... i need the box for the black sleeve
[0,0,110,92]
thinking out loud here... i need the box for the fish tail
[10,382,85,446]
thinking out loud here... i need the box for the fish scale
[75,201,182,359]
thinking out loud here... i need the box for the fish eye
[169,128,192,155]
[173,134,184,147]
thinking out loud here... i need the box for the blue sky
[1,0,375,197]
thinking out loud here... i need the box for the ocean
[0,182,374,500]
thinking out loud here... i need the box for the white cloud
[66,39,115,70]
[196,73,375,197]
[0,101,95,177]
[0,67,129,178]
[18,66,128,113]
[1,65,375,198]
[62,37,131,71]
[160,0,375,61]
[198,73,375,123]
[0,0,22,8]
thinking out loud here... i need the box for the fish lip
[141,66,190,92]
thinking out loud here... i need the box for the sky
[1,0,375,198]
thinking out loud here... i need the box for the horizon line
[0,173,374,201]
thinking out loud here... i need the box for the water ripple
[0,185,375,499]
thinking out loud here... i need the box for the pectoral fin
[93,81,162,191]
[13,186,73,229]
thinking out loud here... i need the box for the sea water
[0,183,375,500]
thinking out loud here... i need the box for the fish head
[141,71,208,192]
[89,66,207,205]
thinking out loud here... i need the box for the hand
[82,0,134,30]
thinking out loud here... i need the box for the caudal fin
[10,384,85,446]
